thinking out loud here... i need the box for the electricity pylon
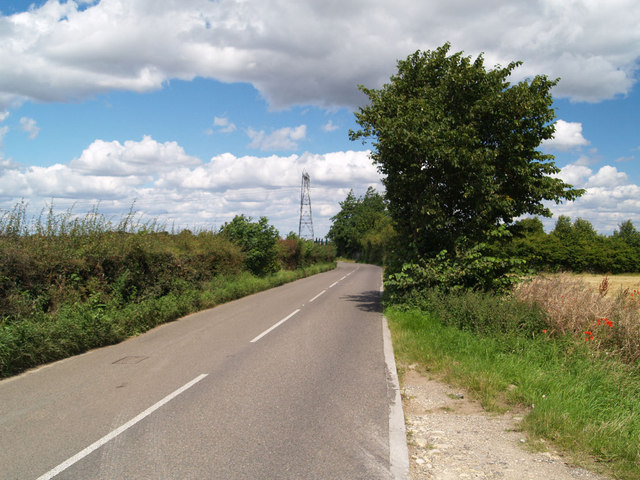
[298,170,314,240]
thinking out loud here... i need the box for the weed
[514,274,640,363]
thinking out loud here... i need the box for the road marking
[383,316,410,479]
[329,281,339,288]
[36,374,209,480]
[250,309,300,343]
[309,290,326,303]
[340,275,347,280]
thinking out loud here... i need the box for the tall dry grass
[515,274,640,363]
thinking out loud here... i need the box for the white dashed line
[309,290,327,303]
[36,374,209,480]
[250,309,301,343]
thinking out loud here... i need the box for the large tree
[350,43,583,261]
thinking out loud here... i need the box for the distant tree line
[499,216,640,274]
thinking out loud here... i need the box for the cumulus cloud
[543,120,590,151]
[0,111,8,122]
[247,125,306,151]
[556,163,592,186]
[547,162,640,233]
[157,149,379,192]
[0,0,638,111]
[19,117,40,139]
[69,135,201,176]
[547,183,640,234]
[0,134,381,235]
[586,165,629,187]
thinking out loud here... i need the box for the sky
[0,0,639,238]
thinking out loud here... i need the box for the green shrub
[394,287,547,337]
[219,215,280,276]
[275,234,337,270]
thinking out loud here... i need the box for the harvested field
[569,273,640,292]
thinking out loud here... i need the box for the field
[571,273,640,292]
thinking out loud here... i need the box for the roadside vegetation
[341,43,640,479]
[326,187,392,265]
[387,286,640,479]
[0,203,335,378]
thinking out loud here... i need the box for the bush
[277,234,337,270]
[385,237,526,302]
[219,215,280,276]
[394,287,547,337]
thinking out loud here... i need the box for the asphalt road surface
[0,262,406,479]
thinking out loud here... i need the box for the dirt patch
[401,365,609,480]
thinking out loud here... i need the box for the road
[0,262,407,479]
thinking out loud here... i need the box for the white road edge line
[382,298,410,478]
[383,317,410,479]
[36,373,209,480]
[250,309,300,343]
[309,290,326,303]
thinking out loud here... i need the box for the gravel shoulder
[401,364,609,480]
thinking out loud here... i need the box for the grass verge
[387,305,640,479]
[0,262,335,378]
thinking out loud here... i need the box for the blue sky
[1,0,639,237]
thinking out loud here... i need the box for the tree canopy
[350,43,584,263]
[327,187,392,263]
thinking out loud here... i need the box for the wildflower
[542,329,547,334]
[584,331,594,341]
